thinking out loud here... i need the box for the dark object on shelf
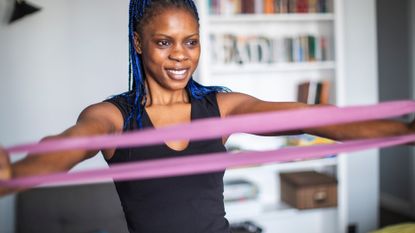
[230,221,263,233]
[347,224,358,233]
[9,0,41,24]
[280,171,337,209]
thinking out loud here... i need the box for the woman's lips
[166,68,189,80]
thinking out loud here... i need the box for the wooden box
[280,171,337,210]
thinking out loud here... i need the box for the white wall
[0,0,129,232]
[336,0,380,232]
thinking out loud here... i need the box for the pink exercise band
[1,100,415,187]
[6,100,415,155]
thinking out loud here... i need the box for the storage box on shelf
[280,171,338,210]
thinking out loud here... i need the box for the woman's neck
[145,80,189,106]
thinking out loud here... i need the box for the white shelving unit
[196,1,380,233]
[196,1,340,233]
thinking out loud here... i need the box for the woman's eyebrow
[151,32,200,38]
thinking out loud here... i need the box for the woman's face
[136,8,200,92]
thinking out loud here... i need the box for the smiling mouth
[166,68,189,80]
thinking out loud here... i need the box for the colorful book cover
[264,0,275,14]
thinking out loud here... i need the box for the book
[264,0,275,14]
[297,80,331,104]
[308,0,318,13]
[297,0,308,13]
[308,35,316,61]
[254,0,264,14]
[288,0,297,13]
[318,80,330,104]
[242,0,255,14]
[280,0,289,13]
[297,81,310,104]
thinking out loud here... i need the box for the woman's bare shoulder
[77,102,124,134]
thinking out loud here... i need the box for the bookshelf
[196,0,380,233]
[208,13,335,23]
[210,61,336,74]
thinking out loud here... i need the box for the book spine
[275,0,281,13]
[245,0,255,13]
[288,0,297,13]
[308,35,316,61]
[297,0,308,13]
[297,81,310,103]
[309,0,317,13]
[318,0,327,13]
[264,0,275,14]
[307,81,317,104]
[319,80,331,104]
[255,0,264,14]
[280,0,288,13]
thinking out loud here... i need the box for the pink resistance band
[2,100,415,187]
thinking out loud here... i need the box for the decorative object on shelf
[9,0,41,24]
[280,171,337,209]
[230,221,263,233]
[285,134,334,147]
[224,179,259,202]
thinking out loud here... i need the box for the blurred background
[0,0,414,233]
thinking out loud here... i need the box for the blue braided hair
[120,0,229,129]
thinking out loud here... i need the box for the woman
[0,0,414,232]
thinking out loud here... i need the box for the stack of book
[297,80,330,105]
[209,0,332,15]
[210,34,330,65]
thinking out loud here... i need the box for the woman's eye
[156,40,170,47]
[186,39,199,47]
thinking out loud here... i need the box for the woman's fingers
[0,147,11,181]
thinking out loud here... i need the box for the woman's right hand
[0,146,11,184]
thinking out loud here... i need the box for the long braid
[125,0,151,128]
[120,0,229,129]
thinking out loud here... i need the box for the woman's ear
[133,32,142,54]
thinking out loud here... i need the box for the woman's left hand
[406,118,415,145]
[409,118,415,132]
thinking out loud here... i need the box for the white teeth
[167,69,186,75]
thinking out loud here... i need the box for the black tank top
[105,92,230,233]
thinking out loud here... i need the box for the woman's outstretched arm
[0,102,123,196]
[217,92,414,141]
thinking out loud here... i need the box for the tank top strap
[191,92,221,120]
[104,92,137,130]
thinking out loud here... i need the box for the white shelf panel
[211,61,336,74]
[226,201,336,220]
[225,202,338,233]
[209,13,335,23]
[226,156,337,176]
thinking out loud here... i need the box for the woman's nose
[168,45,189,62]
